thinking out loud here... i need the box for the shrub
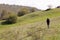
[45,8,51,11]
[18,8,30,16]
[30,7,36,12]
[18,11,25,16]
[45,5,52,11]
[1,12,17,24]
[6,16,17,24]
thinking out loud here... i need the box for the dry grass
[0,8,60,40]
[0,16,60,40]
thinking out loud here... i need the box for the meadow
[0,8,60,40]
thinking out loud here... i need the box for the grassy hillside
[0,8,60,28]
[0,8,60,40]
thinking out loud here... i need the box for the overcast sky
[0,0,60,10]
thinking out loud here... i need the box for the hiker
[46,18,50,28]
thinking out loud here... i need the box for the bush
[18,11,25,16]
[45,8,51,11]
[45,5,52,11]
[6,16,17,24]
[18,8,30,16]
[30,7,36,12]
[1,12,17,24]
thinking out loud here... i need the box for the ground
[0,8,60,40]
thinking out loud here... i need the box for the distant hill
[0,4,40,13]
[0,4,40,20]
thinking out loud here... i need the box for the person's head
[47,18,49,19]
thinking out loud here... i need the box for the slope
[0,8,60,40]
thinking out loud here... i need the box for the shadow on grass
[1,21,15,25]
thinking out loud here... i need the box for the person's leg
[48,25,49,29]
